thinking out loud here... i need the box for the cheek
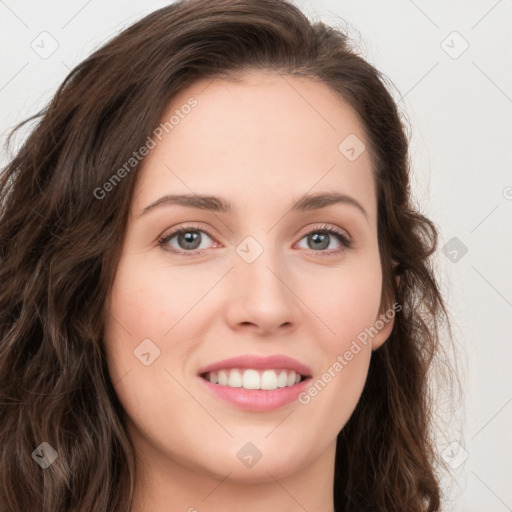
[310,254,383,350]
[104,253,206,352]
[103,255,170,385]
[335,278,382,346]
[301,254,382,413]
[102,256,204,448]
[103,253,211,403]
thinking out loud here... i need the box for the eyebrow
[139,191,368,220]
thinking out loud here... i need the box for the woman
[0,0,453,510]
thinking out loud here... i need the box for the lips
[197,354,313,411]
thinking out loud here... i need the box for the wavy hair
[0,0,453,510]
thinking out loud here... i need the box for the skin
[103,70,395,512]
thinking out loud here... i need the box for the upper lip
[198,354,312,377]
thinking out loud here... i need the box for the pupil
[311,232,328,250]
[180,231,200,249]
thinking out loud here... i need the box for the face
[103,70,394,483]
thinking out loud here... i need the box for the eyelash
[157,223,352,257]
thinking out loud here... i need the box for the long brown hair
[0,0,453,510]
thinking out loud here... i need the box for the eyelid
[295,223,351,243]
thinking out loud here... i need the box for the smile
[200,368,305,390]
[197,354,313,412]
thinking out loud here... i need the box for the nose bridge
[236,231,287,294]
[229,231,299,331]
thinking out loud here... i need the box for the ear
[372,261,400,351]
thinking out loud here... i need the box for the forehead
[132,70,376,222]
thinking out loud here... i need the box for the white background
[1,1,511,510]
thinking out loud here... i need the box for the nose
[225,244,302,336]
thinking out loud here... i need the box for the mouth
[199,368,309,390]
[197,354,313,412]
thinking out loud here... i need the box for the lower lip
[198,376,312,412]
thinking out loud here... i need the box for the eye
[158,223,217,255]
[295,224,352,256]
[158,223,352,256]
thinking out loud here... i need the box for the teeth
[218,370,227,385]
[261,369,277,390]
[277,370,288,388]
[228,368,243,388]
[205,368,303,390]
